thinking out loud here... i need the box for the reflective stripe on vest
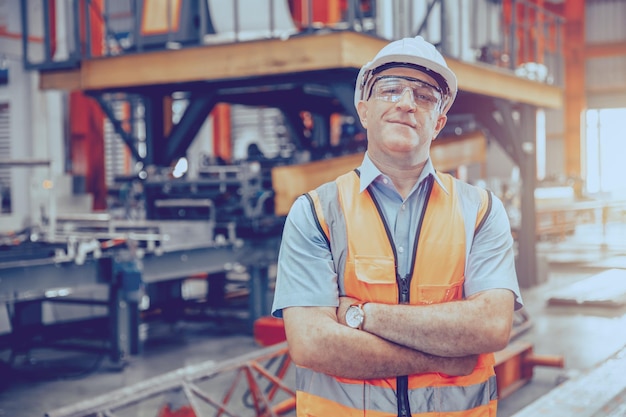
[297,367,498,414]
[300,170,496,417]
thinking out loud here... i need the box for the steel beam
[164,93,219,163]
[516,104,538,288]
[453,94,538,288]
[93,95,144,163]
[144,93,166,166]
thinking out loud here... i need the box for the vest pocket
[414,279,464,304]
[354,255,396,284]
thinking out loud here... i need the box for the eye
[414,91,438,104]
[379,84,404,95]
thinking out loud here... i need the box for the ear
[432,113,447,139]
[356,101,368,129]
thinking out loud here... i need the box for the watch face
[346,305,364,329]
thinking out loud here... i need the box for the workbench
[0,237,279,365]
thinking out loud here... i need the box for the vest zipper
[397,273,411,416]
[369,176,434,417]
[397,375,410,417]
[398,274,410,304]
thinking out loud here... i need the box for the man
[271,36,523,416]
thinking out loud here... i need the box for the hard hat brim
[354,54,458,113]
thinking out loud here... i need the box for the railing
[45,341,296,417]
[398,0,565,85]
[505,0,565,85]
[21,0,564,86]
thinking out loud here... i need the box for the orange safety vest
[298,170,497,417]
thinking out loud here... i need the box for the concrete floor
[0,222,625,417]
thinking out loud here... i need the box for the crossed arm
[283,288,514,380]
[337,288,515,357]
[283,305,480,380]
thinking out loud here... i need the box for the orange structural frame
[562,0,585,179]
[212,103,232,163]
[69,92,107,210]
[69,0,107,210]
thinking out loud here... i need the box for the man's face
[356,67,448,163]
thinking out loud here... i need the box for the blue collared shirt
[272,153,522,317]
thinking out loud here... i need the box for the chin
[386,143,419,155]
[384,134,420,148]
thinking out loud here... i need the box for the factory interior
[1,0,626,416]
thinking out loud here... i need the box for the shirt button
[398,246,404,253]
[382,178,389,184]
[401,204,406,211]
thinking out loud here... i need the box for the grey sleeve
[464,193,524,310]
[271,196,340,318]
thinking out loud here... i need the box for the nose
[395,88,417,111]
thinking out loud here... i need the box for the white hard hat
[354,36,458,113]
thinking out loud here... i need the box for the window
[585,108,626,197]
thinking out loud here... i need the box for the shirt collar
[358,152,449,195]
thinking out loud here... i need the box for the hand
[437,354,479,376]
[336,296,358,326]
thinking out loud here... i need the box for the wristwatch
[345,303,367,329]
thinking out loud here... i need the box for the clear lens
[370,76,442,111]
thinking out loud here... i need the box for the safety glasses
[367,75,443,112]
